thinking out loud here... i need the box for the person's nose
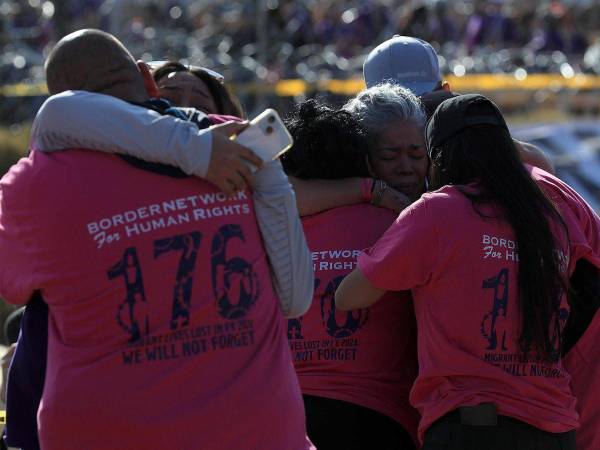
[393,153,414,175]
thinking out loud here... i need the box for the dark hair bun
[282,99,370,180]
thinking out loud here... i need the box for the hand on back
[377,185,412,214]
[206,121,263,195]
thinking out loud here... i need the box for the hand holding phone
[234,109,293,171]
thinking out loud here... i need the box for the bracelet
[371,180,389,206]
[360,178,375,203]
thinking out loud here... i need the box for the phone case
[234,109,294,165]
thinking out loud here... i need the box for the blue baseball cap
[363,35,442,96]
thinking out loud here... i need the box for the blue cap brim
[402,81,439,97]
[364,79,439,97]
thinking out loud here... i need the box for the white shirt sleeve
[30,90,213,177]
[31,91,312,317]
[252,160,314,318]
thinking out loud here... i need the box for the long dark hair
[429,125,568,361]
[153,61,244,117]
[282,99,371,180]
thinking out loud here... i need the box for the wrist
[360,178,375,203]
[370,180,389,206]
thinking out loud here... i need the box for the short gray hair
[344,82,426,139]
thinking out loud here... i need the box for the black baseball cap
[425,94,509,155]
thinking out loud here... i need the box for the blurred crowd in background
[3,0,600,88]
[2,1,600,161]
[1,0,600,124]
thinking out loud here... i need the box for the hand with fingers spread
[207,121,263,195]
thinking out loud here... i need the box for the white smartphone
[234,108,293,170]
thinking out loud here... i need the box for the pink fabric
[208,114,243,124]
[0,150,310,450]
[292,204,419,444]
[529,165,600,269]
[564,311,600,450]
[358,175,589,443]
[531,166,600,450]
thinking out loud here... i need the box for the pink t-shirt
[532,167,600,450]
[564,311,600,450]
[358,181,586,443]
[529,165,600,267]
[0,150,311,450]
[291,204,419,442]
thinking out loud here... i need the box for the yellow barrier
[3,74,600,97]
[446,74,600,91]
[0,83,48,97]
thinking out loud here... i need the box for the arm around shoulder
[289,177,363,217]
[335,268,386,311]
[31,90,213,177]
[252,160,313,317]
[514,139,555,175]
[290,176,411,216]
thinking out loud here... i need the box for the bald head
[45,29,148,102]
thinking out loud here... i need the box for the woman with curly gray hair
[344,82,429,203]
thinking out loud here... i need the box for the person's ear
[137,60,160,98]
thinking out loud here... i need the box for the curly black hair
[281,99,371,180]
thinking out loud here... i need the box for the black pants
[303,394,416,450]
[423,409,576,450]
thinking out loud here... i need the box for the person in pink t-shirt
[563,259,600,450]
[280,97,422,450]
[336,94,600,450]
[523,171,600,450]
[526,159,600,450]
[0,29,314,450]
[564,309,600,450]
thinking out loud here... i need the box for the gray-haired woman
[344,82,429,204]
